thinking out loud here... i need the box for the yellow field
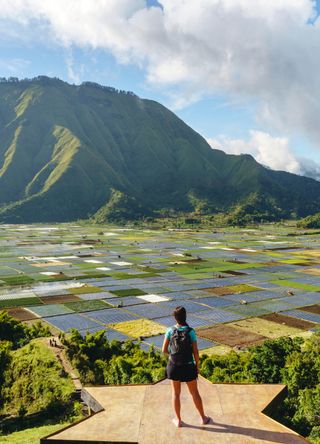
[229,318,305,339]
[111,319,166,338]
[296,268,320,276]
[200,345,233,356]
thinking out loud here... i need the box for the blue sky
[0,0,320,179]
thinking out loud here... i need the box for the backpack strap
[170,325,193,336]
[171,326,178,335]
[171,326,193,335]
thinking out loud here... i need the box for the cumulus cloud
[0,0,320,148]
[207,131,320,180]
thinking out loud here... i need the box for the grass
[172,262,264,275]
[0,275,35,286]
[110,319,166,338]
[229,318,305,339]
[289,330,314,340]
[112,272,159,279]
[139,266,168,273]
[200,345,232,356]
[82,272,111,278]
[205,284,262,296]
[0,422,70,444]
[64,300,111,312]
[226,305,270,317]
[0,297,42,308]
[110,288,147,297]
[69,285,102,294]
[226,284,262,293]
[270,280,320,292]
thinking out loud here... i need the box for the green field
[0,423,70,444]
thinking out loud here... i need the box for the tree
[246,337,302,383]
[0,311,50,348]
[0,341,11,407]
[0,311,27,348]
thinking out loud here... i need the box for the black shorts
[166,361,198,382]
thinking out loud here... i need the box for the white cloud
[65,50,84,84]
[297,156,320,180]
[0,0,320,148]
[207,131,320,180]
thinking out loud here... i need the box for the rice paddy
[0,222,319,352]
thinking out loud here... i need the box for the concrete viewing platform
[41,377,309,444]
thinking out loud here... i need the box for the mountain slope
[0,76,319,222]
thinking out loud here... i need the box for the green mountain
[0,76,319,223]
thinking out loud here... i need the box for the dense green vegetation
[224,192,287,225]
[61,329,166,385]
[1,76,320,223]
[200,333,320,443]
[2,341,75,417]
[297,212,320,229]
[0,311,50,348]
[0,312,77,438]
[92,189,150,223]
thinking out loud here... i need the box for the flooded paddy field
[0,223,319,354]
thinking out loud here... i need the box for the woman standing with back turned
[162,306,210,427]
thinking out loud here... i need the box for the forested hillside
[0,77,320,222]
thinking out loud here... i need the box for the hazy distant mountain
[0,76,319,223]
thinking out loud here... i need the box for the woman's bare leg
[186,379,210,424]
[171,380,182,426]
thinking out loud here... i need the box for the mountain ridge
[0,76,319,223]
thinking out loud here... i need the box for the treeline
[81,81,137,96]
[200,334,320,443]
[61,329,166,385]
[0,76,137,96]
[0,76,61,84]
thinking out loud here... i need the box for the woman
[162,306,210,427]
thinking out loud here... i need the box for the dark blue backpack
[169,326,193,366]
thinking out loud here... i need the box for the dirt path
[43,337,82,391]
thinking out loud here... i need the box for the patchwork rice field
[0,223,319,354]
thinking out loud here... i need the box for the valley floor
[0,222,318,350]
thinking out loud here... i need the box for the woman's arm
[192,341,200,372]
[162,337,169,354]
